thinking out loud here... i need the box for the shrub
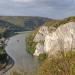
[38,53,48,61]
[36,50,75,75]
[11,70,27,75]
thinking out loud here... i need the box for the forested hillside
[0,16,50,31]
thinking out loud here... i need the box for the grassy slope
[36,50,75,75]
[0,20,25,32]
[0,16,49,26]
[44,16,75,27]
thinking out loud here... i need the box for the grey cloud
[0,0,75,19]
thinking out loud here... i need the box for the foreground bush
[10,69,27,75]
[38,53,48,61]
[36,50,75,75]
[9,50,75,75]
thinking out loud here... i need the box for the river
[4,31,39,75]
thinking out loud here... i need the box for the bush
[0,47,5,55]
[26,28,39,54]
[38,53,48,61]
[26,34,37,54]
[36,50,75,75]
[11,70,27,75]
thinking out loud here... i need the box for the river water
[4,32,39,75]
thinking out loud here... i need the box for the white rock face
[44,32,59,55]
[33,43,44,56]
[33,22,75,56]
[33,26,49,42]
[33,26,49,56]
[55,22,75,50]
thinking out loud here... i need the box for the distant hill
[1,16,75,35]
[0,20,24,32]
[0,16,51,31]
[0,20,25,37]
[44,16,75,28]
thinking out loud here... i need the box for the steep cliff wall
[33,22,75,56]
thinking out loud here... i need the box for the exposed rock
[33,43,44,56]
[34,22,75,56]
[33,26,49,42]
[44,32,59,55]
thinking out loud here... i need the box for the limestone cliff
[33,22,75,56]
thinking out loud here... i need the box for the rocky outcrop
[33,43,44,56]
[33,26,49,56]
[33,22,75,56]
[33,26,49,42]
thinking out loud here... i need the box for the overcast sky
[0,0,75,19]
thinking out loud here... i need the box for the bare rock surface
[34,22,75,56]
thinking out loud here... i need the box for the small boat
[17,40,19,42]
